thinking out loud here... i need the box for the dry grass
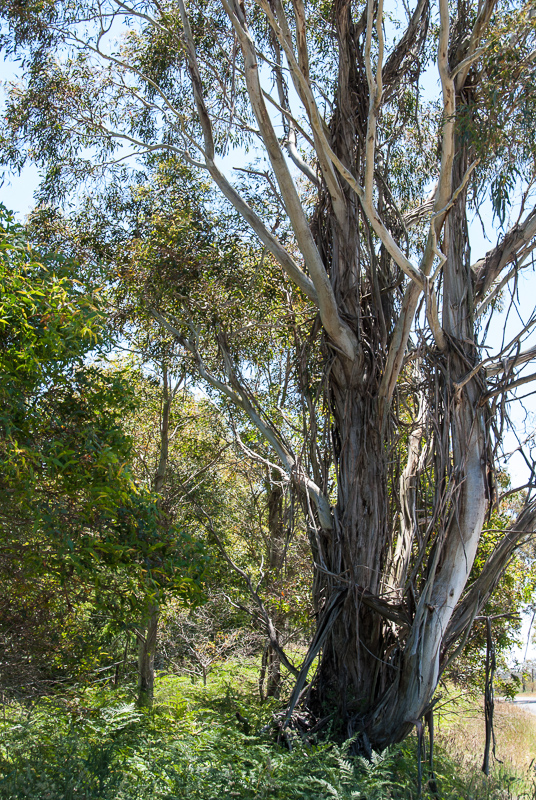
[435,694,536,773]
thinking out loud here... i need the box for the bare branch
[381,0,429,100]
[364,0,384,207]
[267,34,319,187]
[473,208,536,300]
[455,0,498,90]
[176,0,319,303]
[418,0,455,280]
[200,509,300,678]
[263,0,348,225]
[485,369,536,400]
[148,308,333,529]
[486,344,536,377]
[444,499,536,653]
[221,0,358,360]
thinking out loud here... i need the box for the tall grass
[435,688,536,774]
[0,662,534,799]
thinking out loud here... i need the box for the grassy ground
[0,664,535,799]
[435,689,536,778]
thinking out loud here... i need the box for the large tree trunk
[306,0,391,740]
[305,3,488,748]
[312,399,389,737]
[366,145,488,747]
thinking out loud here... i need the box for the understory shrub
[0,667,534,799]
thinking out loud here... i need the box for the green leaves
[0,204,206,674]
[0,672,529,799]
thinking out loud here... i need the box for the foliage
[0,206,207,692]
[0,667,533,800]
[0,200,132,548]
[28,155,321,676]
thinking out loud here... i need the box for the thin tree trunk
[137,602,159,707]
[136,364,174,707]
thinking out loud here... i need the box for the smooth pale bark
[445,498,536,652]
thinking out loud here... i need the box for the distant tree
[28,161,315,702]
[114,357,228,705]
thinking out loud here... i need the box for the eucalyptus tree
[114,356,232,705]
[2,0,536,749]
[32,163,316,702]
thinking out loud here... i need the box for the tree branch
[148,308,333,529]
[176,0,320,304]
[473,208,536,300]
[443,499,536,654]
[200,509,300,678]
[221,0,358,360]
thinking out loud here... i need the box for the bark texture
[297,0,491,746]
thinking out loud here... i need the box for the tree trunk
[260,641,282,700]
[304,5,488,748]
[137,602,159,707]
[136,364,172,707]
[312,396,389,733]
[304,0,391,739]
[259,473,285,699]
[267,473,285,571]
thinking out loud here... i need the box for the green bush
[0,668,533,800]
